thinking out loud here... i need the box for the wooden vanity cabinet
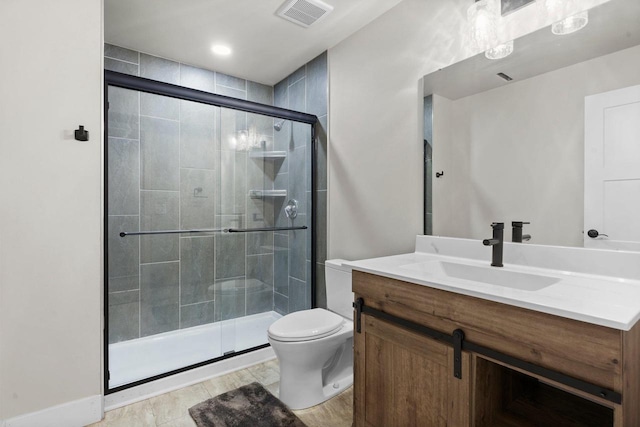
[352,271,640,427]
[354,312,471,426]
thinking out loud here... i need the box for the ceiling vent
[276,0,334,28]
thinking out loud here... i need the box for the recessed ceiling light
[212,45,232,56]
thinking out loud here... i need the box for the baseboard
[104,346,276,410]
[0,348,276,425]
[2,395,103,427]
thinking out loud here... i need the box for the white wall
[435,44,640,246]
[327,0,469,260]
[327,0,611,260]
[0,0,103,421]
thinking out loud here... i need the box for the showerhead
[274,120,285,131]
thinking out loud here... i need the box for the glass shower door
[214,110,313,356]
[105,76,314,392]
[106,86,226,389]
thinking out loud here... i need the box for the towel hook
[74,125,89,142]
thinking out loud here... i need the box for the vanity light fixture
[540,0,589,35]
[468,0,499,51]
[485,40,514,60]
[468,0,513,60]
[551,11,589,35]
[211,44,232,56]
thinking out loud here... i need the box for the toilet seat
[268,308,345,342]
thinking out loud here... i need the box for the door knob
[587,229,609,238]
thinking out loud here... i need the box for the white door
[584,85,640,250]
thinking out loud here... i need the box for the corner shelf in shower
[249,151,287,159]
[249,189,287,199]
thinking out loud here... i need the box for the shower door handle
[120,226,308,237]
[120,228,224,237]
[226,226,308,233]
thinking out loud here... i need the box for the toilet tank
[325,259,354,320]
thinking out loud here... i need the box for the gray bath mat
[188,382,307,427]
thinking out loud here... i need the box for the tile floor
[87,359,353,427]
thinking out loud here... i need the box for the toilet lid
[268,308,345,342]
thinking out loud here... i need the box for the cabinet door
[354,313,471,427]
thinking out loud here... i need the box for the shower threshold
[108,311,282,389]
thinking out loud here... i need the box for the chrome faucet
[483,222,504,267]
[512,221,531,243]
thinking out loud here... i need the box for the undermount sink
[401,260,560,291]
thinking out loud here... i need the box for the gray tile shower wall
[180,65,215,92]
[140,116,180,190]
[140,261,180,337]
[180,101,217,170]
[105,44,327,343]
[107,137,139,216]
[140,190,179,263]
[180,236,215,305]
[108,87,139,139]
[273,52,328,311]
[107,215,139,292]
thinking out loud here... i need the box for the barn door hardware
[353,297,621,403]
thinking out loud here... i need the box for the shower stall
[104,71,317,392]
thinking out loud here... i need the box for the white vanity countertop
[345,237,640,331]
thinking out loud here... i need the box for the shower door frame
[103,70,319,394]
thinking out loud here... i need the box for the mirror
[423,0,640,248]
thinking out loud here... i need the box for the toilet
[268,259,353,410]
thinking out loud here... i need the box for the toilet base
[270,324,354,410]
[279,359,353,410]
[318,372,353,404]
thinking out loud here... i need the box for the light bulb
[551,11,589,35]
[485,40,514,60]
[468,0,500,51]
[539,0,589,35]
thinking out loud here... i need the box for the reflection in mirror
[424,95,433,235]
[423,0,640,248]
